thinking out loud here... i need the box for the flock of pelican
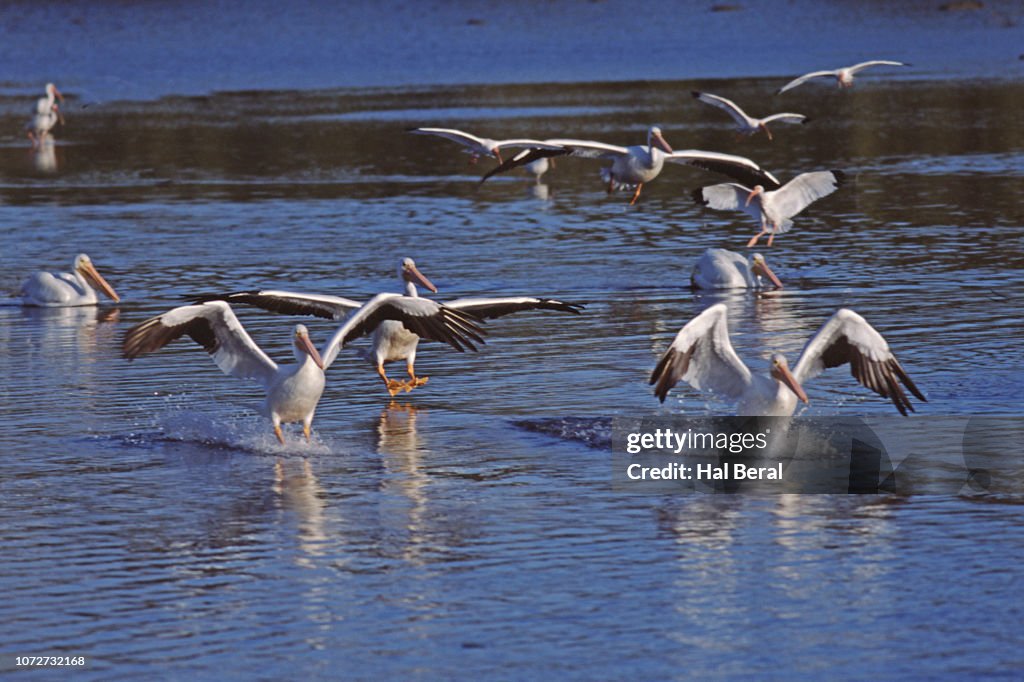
[19,59,926,443]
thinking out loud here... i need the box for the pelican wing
[480,147,570,184]
[666,150,781,189]
[649,303,753,403]
[443,297,584,319]
[761,112,808,125]
[692,183,763,222]
[776,70,839,94]
[544,138,631,159]
[123,301,278,387]
[770,170,845,220]
[192,289,363,321]
[793,309,926,416]
[691,91,752,127]
[408,127,489,150]
[847,60,909,74]
[322,293,486,368]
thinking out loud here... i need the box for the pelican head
[750,254,783,289]
[293,324,325,370]
[648,126,673,154]
[758,121,773,141]
[770,354,808,404]
[45,83,64,103]
[745,185,765,207]
[400,257,437,293]
[74,253,120,302]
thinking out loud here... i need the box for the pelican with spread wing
[650,304,926,416]
[122,295,485,443]
[693,170,845,246]
[691,91,807,140]
[480,126,780,204]
[193,257,583,396]
[777,60,909,95]
[22,254,121,307]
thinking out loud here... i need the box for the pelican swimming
[193,257,583,396]
[691,248,783,290]
[21,254,120,307]
[122,294,485,443]
[480,126,780,204]
[650,304,926,416]
[693,170,845,246]
[408,127,564,165]
[776,60,909,94]
[691,91,807,140]
[27,82,64,147]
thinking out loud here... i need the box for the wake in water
[129,394,336,456]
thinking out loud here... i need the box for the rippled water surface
[2,3,1024,678]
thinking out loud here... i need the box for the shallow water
[2,4,1024,678]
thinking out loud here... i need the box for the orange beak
[54,104,64,126]
[653,131,673,154]
[752,260,783,289]
[759,122,772,141]
[405,263,438,293]
[777,363,808,404]
[296,332,325,370]
[78,260,120,302]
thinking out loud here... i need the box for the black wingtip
[691,187,708,205]
[831,169,847,186]
[691,90,702,98]
[801,117,812,125]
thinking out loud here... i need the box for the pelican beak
[53,86,64,104]
[752,260,783,289]
[406,263,438,293]
[492,147,503,163]
[653,131,673,154]
[777,363,809,404]
[78,260,120,302]
[759,122,772,141]
[297,331,325,370]
[745,186,763,207]
[55,104,65,126]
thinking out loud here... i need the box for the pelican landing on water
[693,170,845,247]
[776,60,910,95]
[122,295,485,444]
[480,126,780,205]
[650,304,926,416]
[192,258,583,397]
[21,254,120,307]
[691,91,808,141]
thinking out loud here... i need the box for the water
[2,2,1024,678]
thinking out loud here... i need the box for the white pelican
[650,304,926,416]
[408,127,564,165]
[693,170,845,247]
[480,126,781,205]
[776,60,909,94]
[691,248,783,290]
[691,91,807,140]
[21,254,120,307]
[193,257,583,396]
[27,83,64,147]
[122,294,485,443]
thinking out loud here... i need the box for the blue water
[1,2,1023,679]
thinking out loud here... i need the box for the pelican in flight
[693,170,845,247]
[193,257,583,396]
[27,83,64,147]
[480,126,780,205]
[691,91,807,141]
[408,127,564,165]
[691,249,783,290]
[21,254,120,307]
[122,295,485,443]
[776,60,909,94]
[650,304,926,416]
